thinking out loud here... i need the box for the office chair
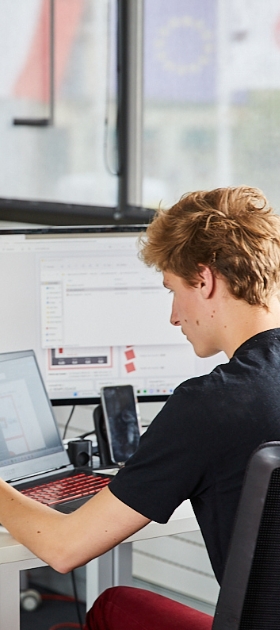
[212,441,280,630]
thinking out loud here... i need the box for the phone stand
[93,405,114,466]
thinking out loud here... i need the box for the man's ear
[197,266,214,299]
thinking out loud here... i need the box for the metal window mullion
[117,0,144,214]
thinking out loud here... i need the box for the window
[0,0,117,208]
[143,0,280,211]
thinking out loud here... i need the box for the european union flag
[144,0,216,103]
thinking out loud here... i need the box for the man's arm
[0,479,150,573]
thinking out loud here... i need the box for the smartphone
[100,385,141,465]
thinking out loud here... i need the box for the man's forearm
[0,479,70,570]
[0,480,150,573]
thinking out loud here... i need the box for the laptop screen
[0,350,69,481]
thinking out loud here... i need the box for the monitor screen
[0,226,226,405]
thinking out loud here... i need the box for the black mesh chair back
[212,441,280,630]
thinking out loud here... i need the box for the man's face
[163,270,219,358]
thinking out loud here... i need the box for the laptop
[0,349,113,513]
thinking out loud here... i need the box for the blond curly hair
[139,186,280,307]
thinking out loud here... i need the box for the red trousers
[84,586,213,630]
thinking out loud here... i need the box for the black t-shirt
[109,330,280,584]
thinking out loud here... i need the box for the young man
[1,185,280,629]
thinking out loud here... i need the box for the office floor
[20,583,86,630]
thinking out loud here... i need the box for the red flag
[14,0,85,102]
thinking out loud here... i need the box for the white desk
[0,500,198,629]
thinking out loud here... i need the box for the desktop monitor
[0,226,226,405]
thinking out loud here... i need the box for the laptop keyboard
[20,473,111,506]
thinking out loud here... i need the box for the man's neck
[219,295,280,359]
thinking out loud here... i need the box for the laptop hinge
[8,463,74,484]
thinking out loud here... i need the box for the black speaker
[67,439,92,469]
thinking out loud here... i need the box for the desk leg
[86,542,132,611]
[0,562,21,629]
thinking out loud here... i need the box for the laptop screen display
[0,350,69,480]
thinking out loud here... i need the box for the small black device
[67,440,92,469]
[100,385,141,465]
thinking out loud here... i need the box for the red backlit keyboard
[20,473,111,507]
